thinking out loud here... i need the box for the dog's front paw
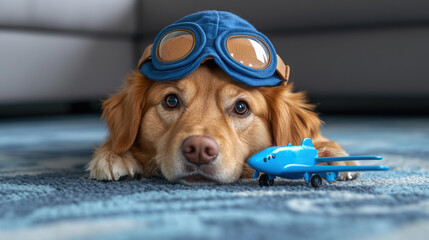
[335,161,360,181]
[315,143,360,181]
[322,161,360,181]
[337,171,360,181]
[87,146,143,181]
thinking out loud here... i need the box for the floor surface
[0,115,428,240]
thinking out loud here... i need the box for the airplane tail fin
[301,138,313,147]
[315,156,383,164]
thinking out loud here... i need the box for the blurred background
[1,0,429,118]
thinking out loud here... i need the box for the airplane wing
[315,156,382,164]
[282,164,390,174]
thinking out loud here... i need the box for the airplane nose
[247,155,259,169]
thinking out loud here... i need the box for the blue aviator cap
[138,10,289,87]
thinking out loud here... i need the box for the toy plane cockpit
[248,138,389,188]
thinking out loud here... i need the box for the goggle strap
[275,54,290,85]
[137,44,153,68]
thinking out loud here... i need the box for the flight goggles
[138,11,289,87]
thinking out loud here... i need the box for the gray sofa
[1,0,428,114]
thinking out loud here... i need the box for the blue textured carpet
[0,115,428,240]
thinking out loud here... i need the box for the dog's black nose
[182,135,219,166]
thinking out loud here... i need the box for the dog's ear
[102,71,153,155]
[262,84,322,146]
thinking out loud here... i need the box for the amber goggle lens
[226,36,270,69]
[157,30,195,62]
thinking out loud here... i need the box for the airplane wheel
[311,175,322,188]
[259,174,269,187]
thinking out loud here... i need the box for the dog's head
[102,11,321,184]
[102,61,321,184]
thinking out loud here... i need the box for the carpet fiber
[0,115,428,240]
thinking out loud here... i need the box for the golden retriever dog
[87,45,359,184]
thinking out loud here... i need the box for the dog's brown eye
[234,100,249,115]
[164,94,179,109]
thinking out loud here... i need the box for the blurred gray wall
[1,0,429,113]
[0,0,136,103]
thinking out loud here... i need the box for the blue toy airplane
[248,138,389,188]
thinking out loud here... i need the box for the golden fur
[87,61,358,183]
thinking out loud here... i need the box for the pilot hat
[138,10,289,87]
